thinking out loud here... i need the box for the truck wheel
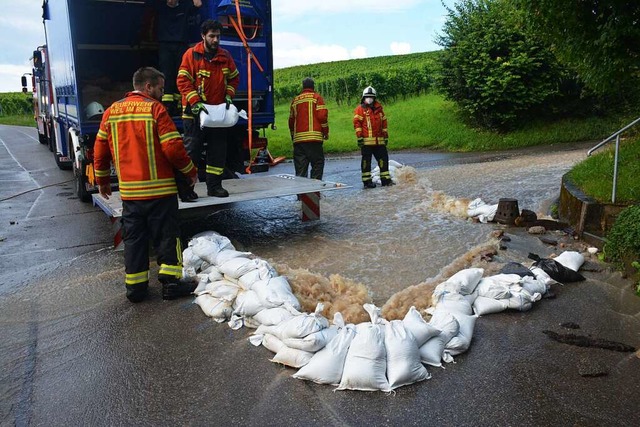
[38,132,47,145]
[74,162,92,203]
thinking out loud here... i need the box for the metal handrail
[587,116,640,203]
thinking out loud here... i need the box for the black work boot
[381,178,395,186]
[206,175,229,198]
[126,283,148,303]
[363,180,376,189]
[162,281,197,300]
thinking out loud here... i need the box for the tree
[436,0,575,129]
[515,0,640,97]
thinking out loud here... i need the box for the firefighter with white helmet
[353,86,392,188]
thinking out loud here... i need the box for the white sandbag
[249,332,285,354]
[191,230,234,251]
[507,289,541,312]
[202,280,240,300]
[384,320,430,390]
[232,289,265,317]
[435,293,474,315]
[476,275,514,299]
[553,251,585,272]
[194,294,233,323]
[199,103,247,128]
[218,257,259,279]
[193,275,211,295]
[444,268,484,295]
[402,306,441,347]
[182,246,204,272]
[252,276,300,310]
[254,322,286,340]
[238,260,277,290]
[283,325,338,352]
[520,275,548,295]
[444,312,477,357]
[428,309,460,342]
[228,314,261,330]
[388,159,403,168]
[280,303,329,339]
[337,304,390,392]
[293,319,356,385]
[271,344,315,368]
[190,237,222,265]
[529,266,557,287]
[473,296,509,316]
[215,249,253,266]
[419,333,447,367]
[467,198,498,223]
[252,304,299,326]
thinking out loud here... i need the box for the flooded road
[184,145,589,306]
[2,125,639,427]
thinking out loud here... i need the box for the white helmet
[85,101,104,120]
[362,86,377,98]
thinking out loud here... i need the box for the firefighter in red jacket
[94,67,198,303]
[177,19,239,198]
[288,77,329,180]
[353,86,393,188]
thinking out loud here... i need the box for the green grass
[567,136,640,203]
[264,93,637,157]
[0,115,35,127]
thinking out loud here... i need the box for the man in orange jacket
[94,67,198,303]
[288,77,329,180]
[177,19,239,197]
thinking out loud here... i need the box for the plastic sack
[528,253,585,283]
[252,304,299,327]
[402,306,441,347]
[199,103,247,128]
[384,320,430,390]
[553,251,585,272]
[293,313,356,385]
[280,303,329,339]
[194,294,233,323]
[283,325,338,352]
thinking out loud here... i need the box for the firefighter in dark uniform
[94,67,198,303]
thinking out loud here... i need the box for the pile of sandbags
[184,231,300,328]
[185,231,587,392]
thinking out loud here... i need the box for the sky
[0,0,453,93]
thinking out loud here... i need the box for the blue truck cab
[29,0,274,202]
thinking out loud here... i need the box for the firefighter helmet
[362,86,377,98]
[85,101,105,120]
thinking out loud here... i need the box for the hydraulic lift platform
[92,174,349,249]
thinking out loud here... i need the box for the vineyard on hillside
[273,51,442,105]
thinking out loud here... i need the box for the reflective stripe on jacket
[177,42,239,109]
[353,101,388,146]
[94,91,196,200]
[288,88,329,144]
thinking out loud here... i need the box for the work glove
[225,95,232,110]
[383,138,389,146]
[192,102,207,116]
[357,138,364,148]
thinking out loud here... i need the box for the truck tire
[47,122,55,152]
[38,132,47,145]
[55,152,72,170]
[74,161,92,203]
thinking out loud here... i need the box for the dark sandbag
[528,253,585,283]
[499,262,535,277]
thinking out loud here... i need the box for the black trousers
[121,195,182,291]
[361,145,389,182]
[158,42,187,97]
[184,117,228,178]
[293,142,325,180]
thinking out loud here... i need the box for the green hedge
[604,204,640,265]
[0,92,33,117]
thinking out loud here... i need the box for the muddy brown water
[184,148,588,307]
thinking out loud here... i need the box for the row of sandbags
[184,231,587,392]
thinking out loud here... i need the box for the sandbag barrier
[184,229,587,392]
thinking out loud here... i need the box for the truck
[22,0,276,202]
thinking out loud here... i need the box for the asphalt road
[1,124,639,427]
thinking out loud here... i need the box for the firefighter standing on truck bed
[177,19,239,198]
[94,67,198,303]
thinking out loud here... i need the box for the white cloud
[390,42,412,55]
[0,64,34,93]
[273,0,423,19]
[273,33,368,69]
